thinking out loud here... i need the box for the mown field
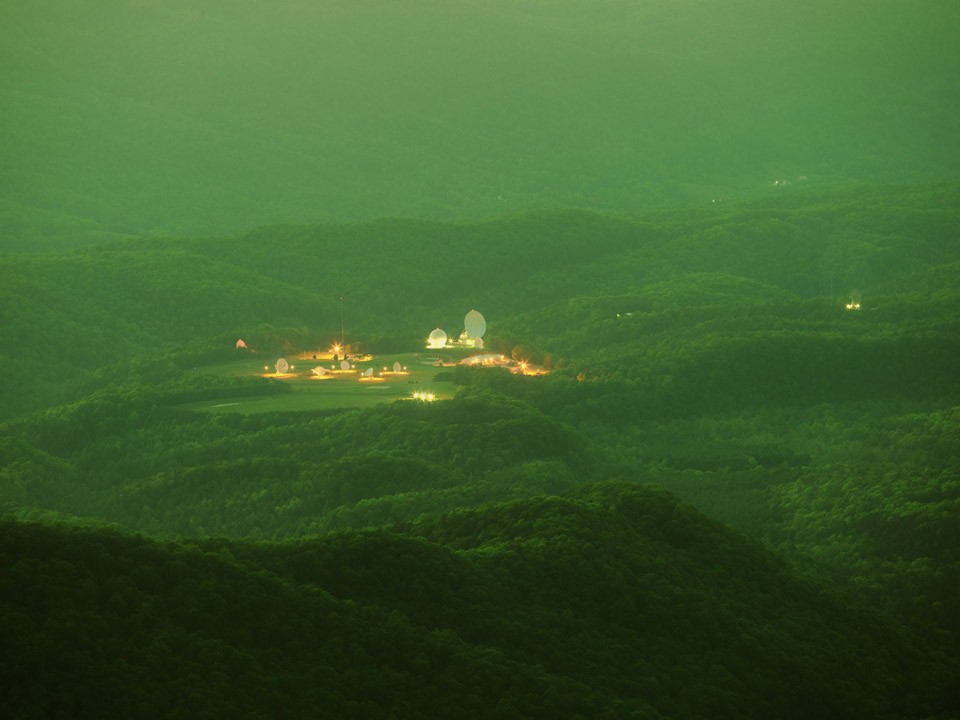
[176,353,461,413]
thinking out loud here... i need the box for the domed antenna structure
[275,358,289,375]
[427,328,448,349]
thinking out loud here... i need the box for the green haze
[2,0,958,249]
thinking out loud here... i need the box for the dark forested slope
[2,385,589,538]
[2,483,954,719]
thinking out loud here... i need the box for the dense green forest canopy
[2,0,958,249]
[2,182,959,716]
[3,483,956,719]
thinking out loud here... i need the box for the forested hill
[2,183,959,715]
[3,0,958,249]
[1,183,957,419]
[2,483,955,719]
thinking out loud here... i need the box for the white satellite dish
[364,367,373,377]
[312,366,327,376]
[275,358,289,374]
[393,361,402,373]
[464,309,486,338]
[340,359,351,371]
[475,337,484,349]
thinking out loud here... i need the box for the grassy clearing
[178,353,457,414]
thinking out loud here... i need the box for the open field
[177,352,460,414]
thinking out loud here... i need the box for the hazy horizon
[2,0,958,249]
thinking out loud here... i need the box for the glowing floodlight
[846,289,862,310]
[236,338,247,349]
[464,309,486,339]
[427,328,448,349]
[340,360,351,371]
[275,358,289,374]
[393,361,402,373]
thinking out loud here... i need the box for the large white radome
[428,328,448,348]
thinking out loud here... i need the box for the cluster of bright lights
[845,301,861,310]
[412,391,436,402]
[462,354,508,366]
